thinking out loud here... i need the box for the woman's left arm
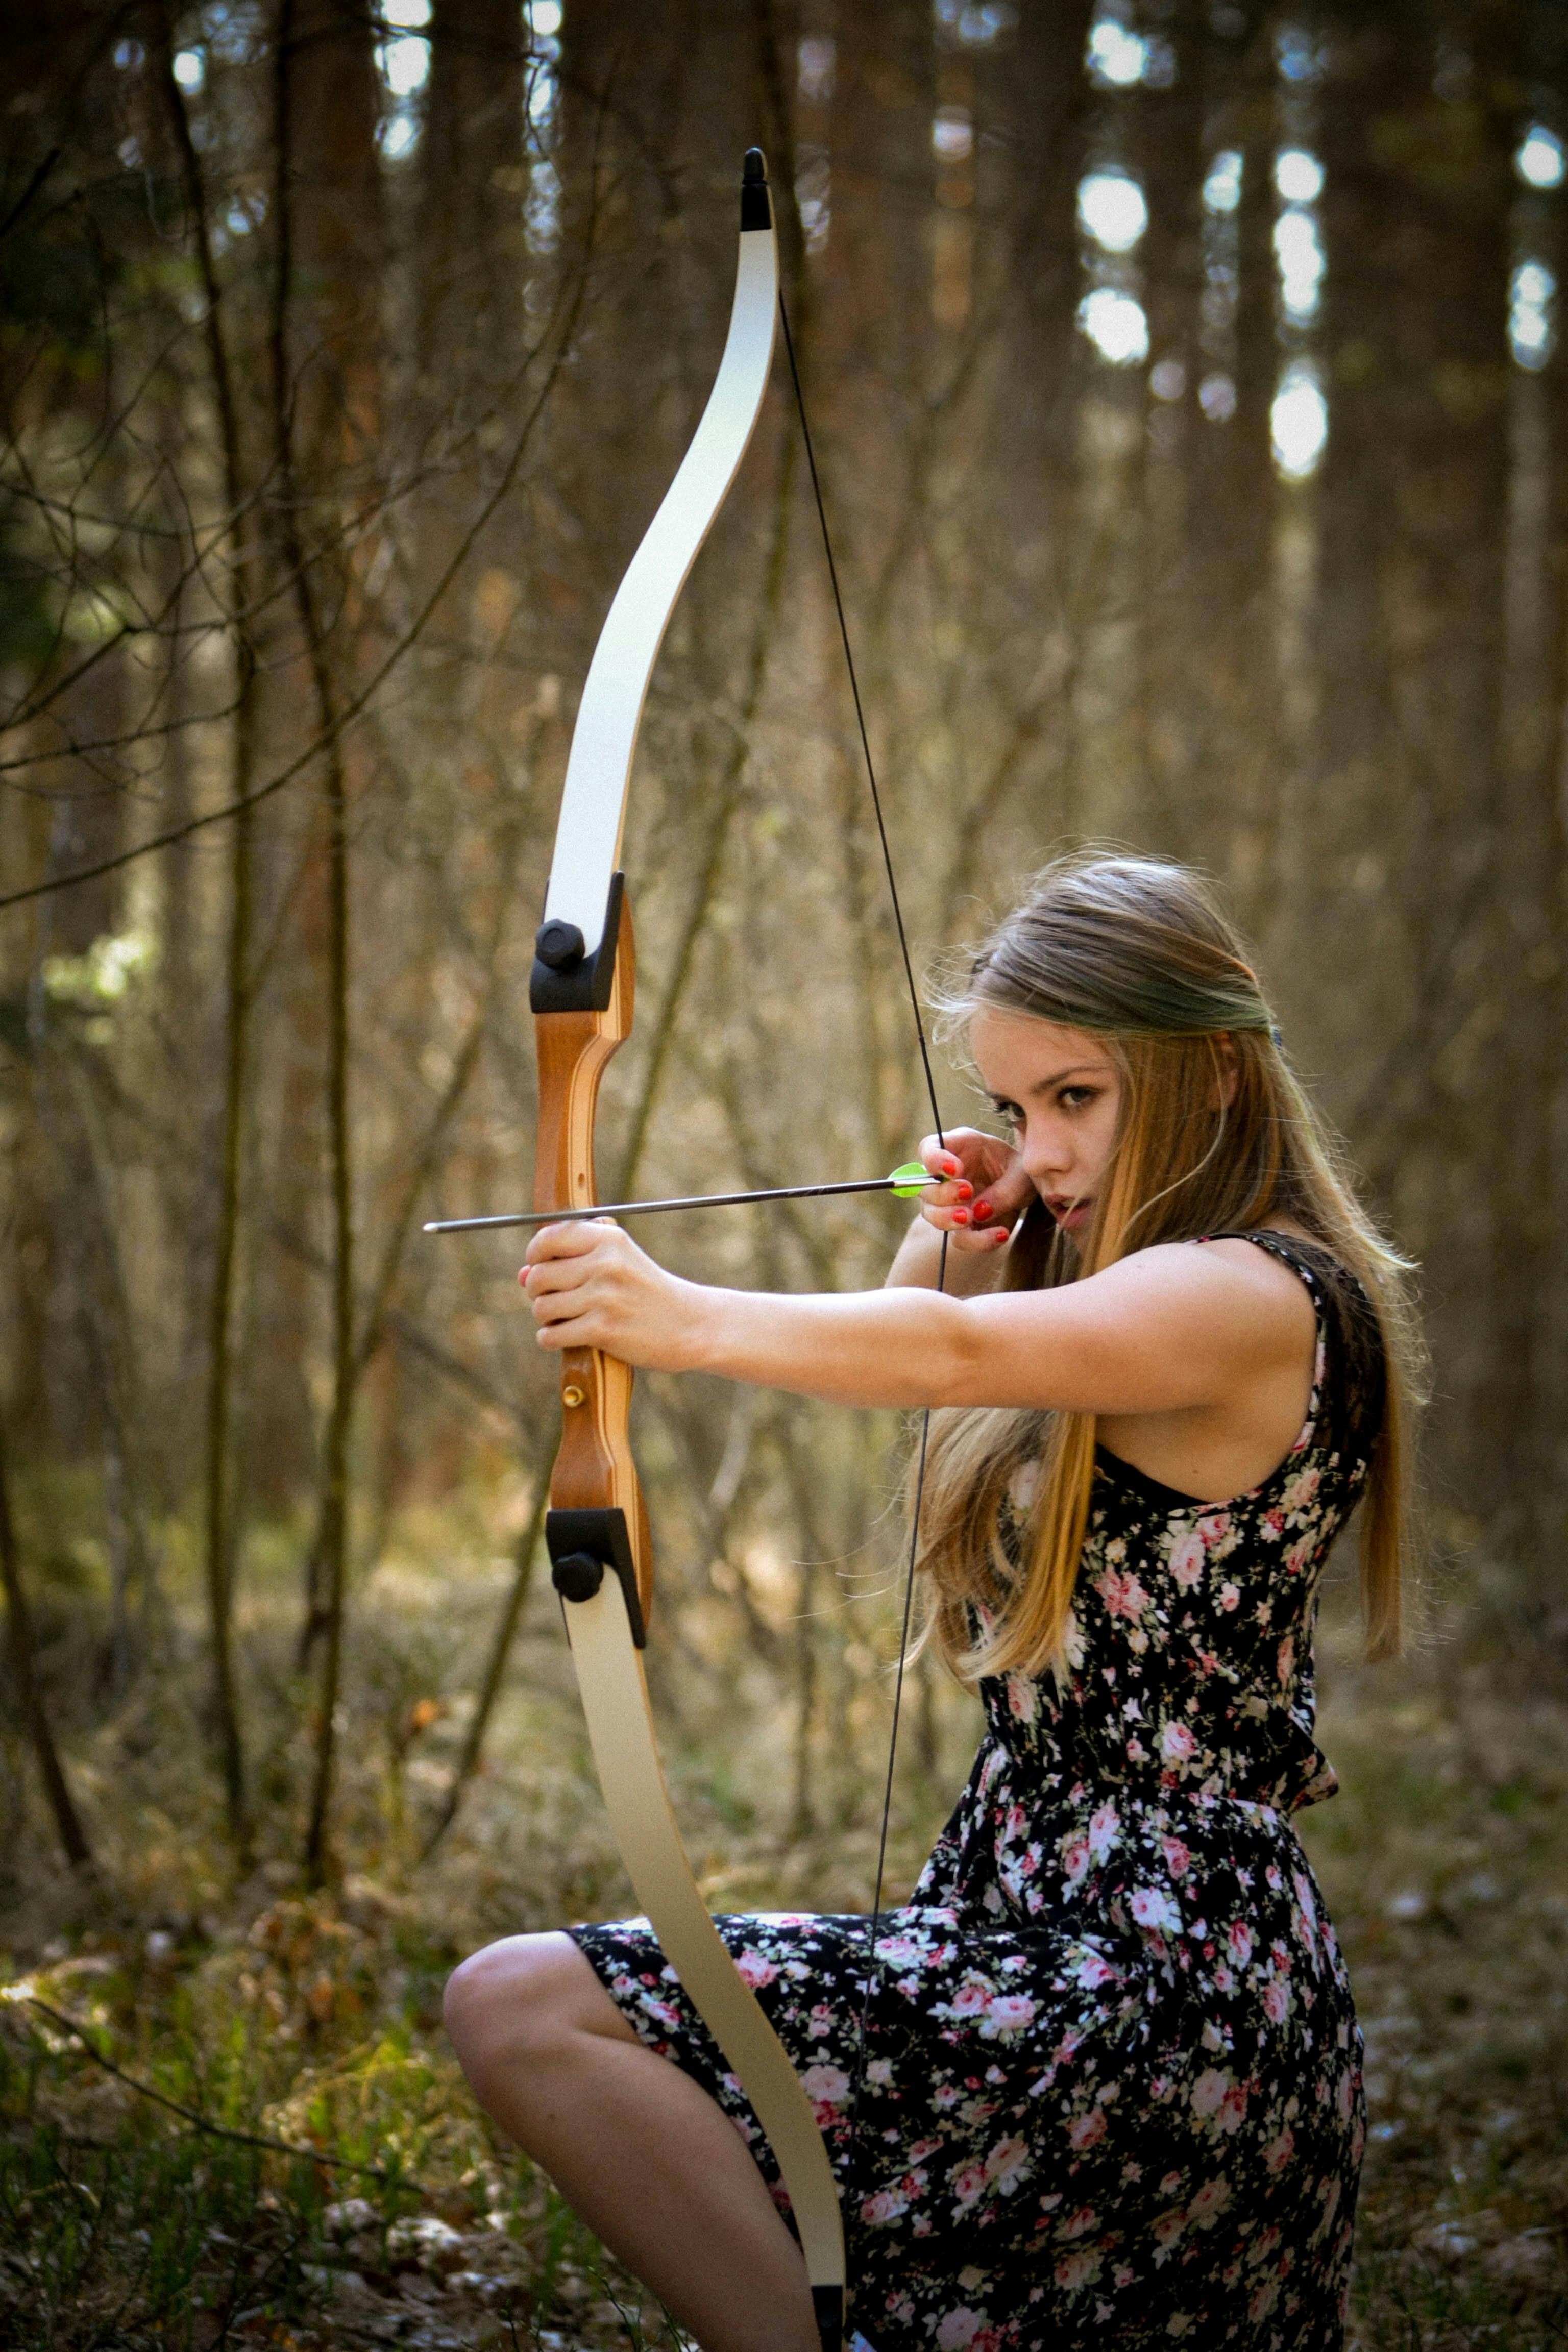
[520,1222,1306,1419]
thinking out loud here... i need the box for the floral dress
[570,1233,1384,2349]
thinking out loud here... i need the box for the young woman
[444,854,1418,2352]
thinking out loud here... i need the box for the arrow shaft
[425,1172,926,1235]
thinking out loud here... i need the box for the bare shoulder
[1078,1231,1317,1360]
[1177,1229,1318,1340]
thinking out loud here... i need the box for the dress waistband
[980,1732,1312,1817]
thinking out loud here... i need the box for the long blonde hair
[916,853,1423,1683]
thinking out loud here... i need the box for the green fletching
[889,1161,934,1197]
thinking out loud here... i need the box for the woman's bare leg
[443,1932,821,2352]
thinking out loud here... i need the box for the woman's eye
[1059,1086,1097,1111]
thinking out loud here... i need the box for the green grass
[0,1956,683,2350]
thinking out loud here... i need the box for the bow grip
[532,888,655,1636]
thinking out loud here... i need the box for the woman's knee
[444,1931,629,2074]
[443,1931,579,2077]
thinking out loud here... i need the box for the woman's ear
[1212,1035,1240,1110]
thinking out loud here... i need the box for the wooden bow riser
[533,892,654,1631]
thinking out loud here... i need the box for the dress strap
[1203,1227,1327,1301]
[1200,1229,1385,1456]
[1202,1226,1316,1271]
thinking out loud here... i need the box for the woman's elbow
[928,1306,1000,1408]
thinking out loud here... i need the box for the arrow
[424,1163,938,1235]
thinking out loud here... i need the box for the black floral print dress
[569,1234,1384,2349]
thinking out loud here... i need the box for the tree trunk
[0,1404,92,1871]
[268,0,383,1881]
[158,9,257,1850]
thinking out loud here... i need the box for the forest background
[3,0,1567,2345]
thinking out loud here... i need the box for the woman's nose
[1022,1132,1068,1183]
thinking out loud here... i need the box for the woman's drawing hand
[915,1127,1032,1254]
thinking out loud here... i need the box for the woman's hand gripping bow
[521,1220,709,1373]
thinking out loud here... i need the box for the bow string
[774,275,951,2267]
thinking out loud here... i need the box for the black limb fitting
[811,2286,845,2350]
[529,871,625,1014]
[535,919,584,971]
[551,1551,602,1603]
[741,146,772,232]
[547,1506,646,1647]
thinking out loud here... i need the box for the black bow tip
[741,147,772,231]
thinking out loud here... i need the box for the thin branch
[14,1997,418,2184]
[0,243,594,915]
[0,146,62,246]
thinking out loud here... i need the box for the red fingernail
[974,1199,992,1218]
[943,1156,961,1174]
[953,1207,971,1225]
[957,1182,973,1202]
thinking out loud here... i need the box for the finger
[918,1133,966,1182]
[524,1216,618,1266]
[950,1219,1012,1253]
[519,1254,591,1297]
[527,1278,591,1324]
[522,1223,625,1288]
[919,1198,974,1233]
[970,1159,1035,1216]
[967,1189,1023,1230]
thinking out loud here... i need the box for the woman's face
[969,1009,1123,1235]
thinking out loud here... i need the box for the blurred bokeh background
[2,4,1567,2345]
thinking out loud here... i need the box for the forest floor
[1299,1620,1568,2349]
[2,1541,1565,2351]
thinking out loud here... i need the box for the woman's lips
[1046,1197,1091,1228]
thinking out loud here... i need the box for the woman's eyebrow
[983,1061,1108,1109]
[1026,1061,1109,1095]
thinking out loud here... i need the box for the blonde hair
[916,852,1423,1683]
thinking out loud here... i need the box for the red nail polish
[974,1200,992,1219]
[953,1207,971,1225]
[957,1183,973,1202]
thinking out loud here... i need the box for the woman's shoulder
[1061,1230,1319,1389]
[1199,1226,1387,1446]
[1107,1228,1321,1329]
[1188,1223,1319,1275]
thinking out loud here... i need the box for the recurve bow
[527,148,848,2352]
